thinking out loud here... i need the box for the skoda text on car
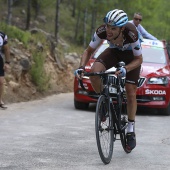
[74,39,170,115]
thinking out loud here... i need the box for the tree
[25,0,31,30]
[7,0,12,25]
[74,3,80,42]
[32,0,40,19]
[90,0,97,39]
[55,0,60,45]
[83,8,87,48]
[71,0,76,17]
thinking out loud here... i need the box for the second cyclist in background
[75,9,143,151]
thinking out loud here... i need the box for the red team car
[74,39,170,115]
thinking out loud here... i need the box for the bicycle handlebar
[77,60,125,93]
[78,71,117,91]
[83,71,116,77]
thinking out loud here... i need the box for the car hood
[85,60,170,77]
[141,63,170,77]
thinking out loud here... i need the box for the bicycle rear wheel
[118,98,131,153]
[95,95,114,164]
[120,115,131,153]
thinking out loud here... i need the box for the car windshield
[142,47,166,64]
[93,43,166,64]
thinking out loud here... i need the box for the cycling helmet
[103,9,128,27]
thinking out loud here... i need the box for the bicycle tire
[120,116,131,153]
[118,96,131,153]
[95,95,114,164]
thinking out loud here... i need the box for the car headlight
[147,77,168,85]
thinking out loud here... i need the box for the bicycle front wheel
[95,95,114,164]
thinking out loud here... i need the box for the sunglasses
[134,18,142,22]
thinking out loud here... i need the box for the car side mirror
[166,44,170,59]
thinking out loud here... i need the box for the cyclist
[129,12,157,40]
[0,31,10,109]
[75,9,143,151]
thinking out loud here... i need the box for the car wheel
[74,100,89,110]
[160,104,170,116]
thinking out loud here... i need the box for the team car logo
[145,89,166,95]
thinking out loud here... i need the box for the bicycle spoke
[99,132,111,157]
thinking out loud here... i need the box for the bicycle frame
[81,71,128,134]
[101,73,128,135]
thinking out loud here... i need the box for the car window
[142,47,166,64]
[93,42,166,64]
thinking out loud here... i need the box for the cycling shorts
[94,48,141,86]
[0,56,4,76]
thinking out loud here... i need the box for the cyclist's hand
[74,67,85,79]
[116,67,126,77]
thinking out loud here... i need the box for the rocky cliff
[3,31,80,104]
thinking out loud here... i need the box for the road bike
[79,62,130,164]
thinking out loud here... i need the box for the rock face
[3,38,80,104]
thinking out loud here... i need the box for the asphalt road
[0,93,170,170]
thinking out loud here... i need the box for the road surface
[0,93,170,170]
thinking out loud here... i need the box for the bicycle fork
[109,97,128,139]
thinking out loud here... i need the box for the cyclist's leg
[0,57,6,108]
[116,50,141,151]
[125,83,137,121]
[125,65,141,122]
[117,50,141,118]
[90,62,105,93]
[125,66,141,151]
[90,48,118,93]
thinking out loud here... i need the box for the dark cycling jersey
[89,22,142,57]
[0,31,8,56]
[0,31,8,76]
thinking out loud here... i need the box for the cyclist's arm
[2,35,10,64]
[79,32,102,68]
[124,55,143,73]
[3,44,10,63]
[124,39,143,72]
[138,24,157,40]
[80,46,96,68]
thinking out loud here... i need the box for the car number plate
[109,87,117,94]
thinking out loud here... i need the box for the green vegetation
[1,0,170,43]
[0,22,52,92]
[30,51,50,92]
[0,0,170,92]
[0,22,31,46]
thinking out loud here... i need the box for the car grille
[108,76,146,88]
[136,95,165,102]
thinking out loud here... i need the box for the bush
[30,51,50,92]
[0,22,31,46]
